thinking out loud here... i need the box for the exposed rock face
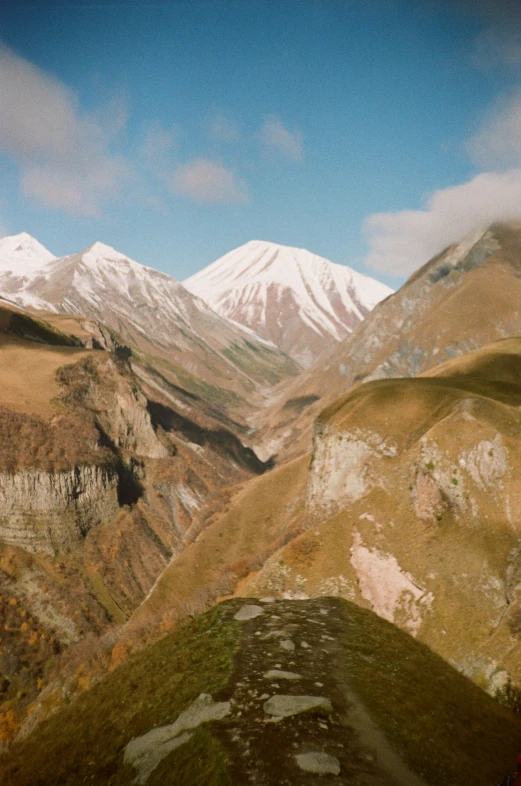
[240,339,521,694]
[124,693,231,784]
[308,423,397,513]
[0,464,119,555]
[58,355,168,459]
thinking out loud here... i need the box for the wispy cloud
[208,113,239,143]
[361,3,521,280]
[169,158,249,204]
[259,116,303,161]
[0,45,130,216]
[363,169,521,276]
[438,0,521,67]
[467,90,521,169]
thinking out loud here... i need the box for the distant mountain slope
[238,337,521,696]
[184,240,393,367]
[2,598,520,786]
[118,336,521,699]
[0,234,299,427]
[252,222,521,460]
[0,301,279,746]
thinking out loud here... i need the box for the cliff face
[239,339,521,696]
[307,422,397,514]
[0,322,283,745]
[0,465,119,555]
[0,350,168,559]
[56,354,168,460]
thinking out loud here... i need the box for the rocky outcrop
[0,464,119,555]
[307,422,397,513]
[58,355,168,459]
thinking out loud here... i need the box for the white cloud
[467,90,521,169]
[208,113,239,143]
[364,169,521,276]
[0,45,130,216]
[169,158,249,204]
[259,116,303,161]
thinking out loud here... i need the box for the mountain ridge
[3,597,520,785]
[250,221,521,461]
[0,233,301,432]
[184,239,393,367]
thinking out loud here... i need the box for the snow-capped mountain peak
[184,240,393,367]
[0,232,56,267]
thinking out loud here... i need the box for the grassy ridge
[0,604,241,786]
[3,598,521,785]
[341,601,521,786]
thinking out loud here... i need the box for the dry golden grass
[318,336,521,449]
[0,336,90,417]
[242,334,521,694]
[31,313,93,342]
[121,454,310,644]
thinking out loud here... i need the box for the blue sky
[1,0,521,287]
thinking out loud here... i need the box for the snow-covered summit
[0,232,56,265]
[0,232,56,276]
[0,233,287,371]
[184,240,393,367]
[79,241,157,274]
[0,233,59,309]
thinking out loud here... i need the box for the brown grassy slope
[241,336,521,693]
[251,222,521,462]
[0,301,292,737]
[0,602,241,786]
[0,336,90,419]
[0,334,110,473]
[118,454,310,651]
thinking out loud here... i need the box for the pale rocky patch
[308,425,396,512]
[233,604,264,621]
[264,669,302,680]
[124,693,231,784]
[465,434,507,490]
[350,531,433,635]
[263,694,333,718]
[295,751,341,775]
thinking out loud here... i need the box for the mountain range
[184,239,392,368]
[2,223,521,782]
[0,234,298,424]
[251,222,521,462]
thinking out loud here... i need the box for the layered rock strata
[0,464,119,555]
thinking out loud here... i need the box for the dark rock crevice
[146,399,273,474]
[93,424,144,507]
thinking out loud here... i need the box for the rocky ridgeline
[124,599,425,785]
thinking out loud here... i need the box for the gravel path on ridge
[212,597,429,785]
